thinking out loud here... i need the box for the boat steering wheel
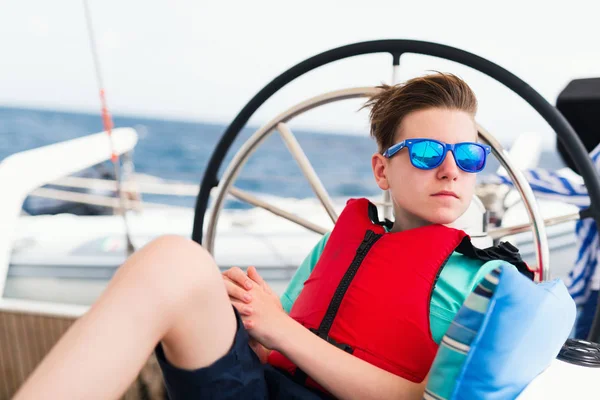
[191,40,600,343]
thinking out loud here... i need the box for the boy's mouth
[431,190,459,199]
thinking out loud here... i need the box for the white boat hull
[6,194,579,307]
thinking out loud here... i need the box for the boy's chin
[424,210,461,226]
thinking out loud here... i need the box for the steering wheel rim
[192,39,600,343]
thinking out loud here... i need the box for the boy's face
[372,108,479,230]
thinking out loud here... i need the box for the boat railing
[0,128,138,300]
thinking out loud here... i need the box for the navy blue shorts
[155,308,328,399]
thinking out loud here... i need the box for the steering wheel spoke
[488,211,581,239]
[229,186,329,235]
[276,122,338,224]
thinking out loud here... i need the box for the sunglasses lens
[455,143,486,172]
[410,140,445,169]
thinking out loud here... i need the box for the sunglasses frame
[382,138,492,173]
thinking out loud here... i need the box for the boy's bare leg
[14,235,237,400]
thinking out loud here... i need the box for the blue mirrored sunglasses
[383,138,491,173]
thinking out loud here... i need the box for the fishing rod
[82,0,135,254]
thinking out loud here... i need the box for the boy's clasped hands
[222,266,287,362]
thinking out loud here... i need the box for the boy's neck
[388,208,432,233]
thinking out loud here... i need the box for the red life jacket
[267,197,531,391]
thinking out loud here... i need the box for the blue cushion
[425,263,576,400]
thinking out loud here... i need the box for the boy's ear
[372,153,390,190]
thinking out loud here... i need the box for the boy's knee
[133,235,222,302]
[145,235,214,263]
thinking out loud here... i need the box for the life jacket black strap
[367,202,394,230]
[292,368,309,385]
[455,236,534,280]
[309,328,354,353]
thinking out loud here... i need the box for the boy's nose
[436,151,460,180]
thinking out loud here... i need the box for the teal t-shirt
[280,232,514,344]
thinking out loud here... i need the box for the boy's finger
[231,300,254,316]
[223,267,253,289]
[222,274,243,289]
[224,280,252,303]
[249,267,275,294]
[247,266,266,288]
[243,319,254,330]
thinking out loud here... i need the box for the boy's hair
[364,72,478,153]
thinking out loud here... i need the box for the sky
[1,0,599,147]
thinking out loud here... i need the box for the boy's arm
[273,315,426,400]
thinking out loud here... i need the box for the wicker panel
[0,311,165,399]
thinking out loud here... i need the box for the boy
[15,73,528,400]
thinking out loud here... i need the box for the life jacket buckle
[310,328,353,354]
